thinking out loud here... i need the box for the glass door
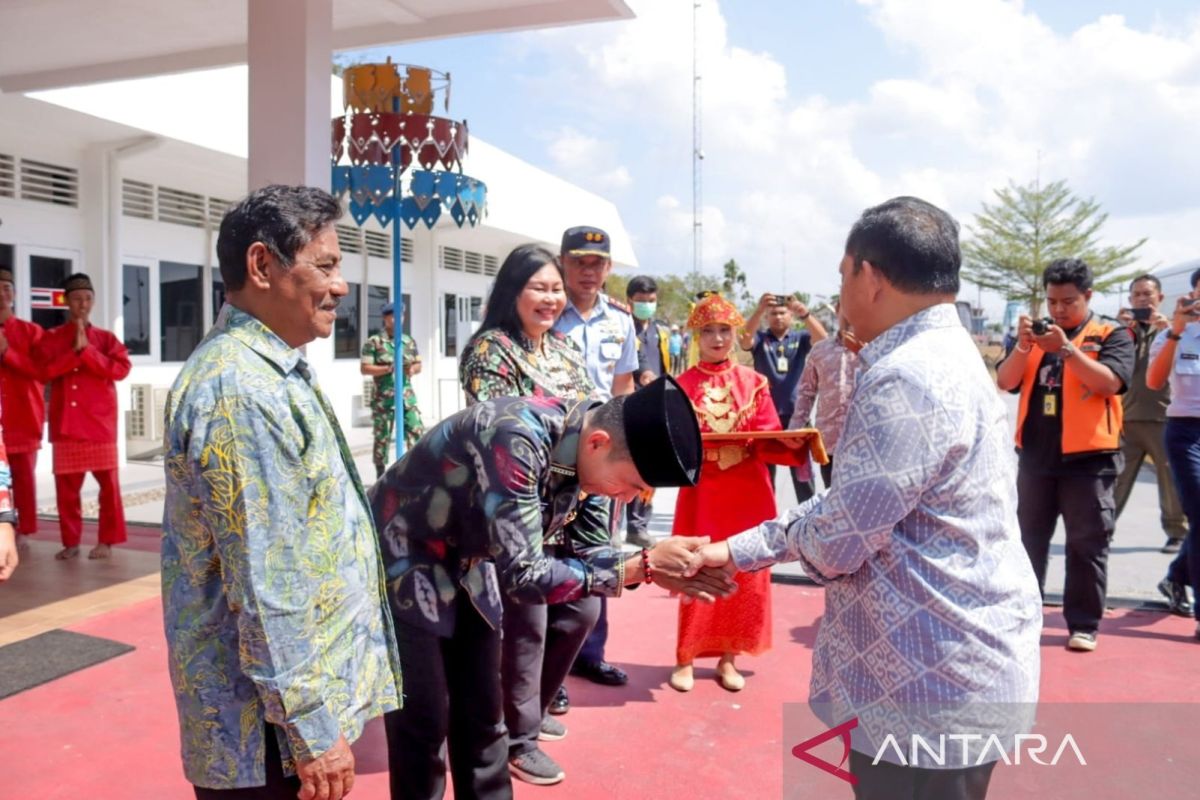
[19,246,78,330]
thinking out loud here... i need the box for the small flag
[30,287,67,310]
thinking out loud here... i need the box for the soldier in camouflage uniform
[399,325,425,450]
[361,303,424,479]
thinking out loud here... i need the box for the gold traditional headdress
[686,292,745,330]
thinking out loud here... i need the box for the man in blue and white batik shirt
[688,197,1043,800]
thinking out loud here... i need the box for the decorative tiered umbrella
[331,59,487,454]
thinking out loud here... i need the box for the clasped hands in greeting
[640,537,738,603]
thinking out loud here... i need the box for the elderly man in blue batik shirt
[162,186,402,800]
[689,197,1042,800]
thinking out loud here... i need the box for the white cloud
[526,0,1200,314]
[543,126,633,191]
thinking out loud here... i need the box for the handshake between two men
[639,536,738,602]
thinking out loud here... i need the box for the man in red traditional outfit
[0,267,47,549]
[37,273,131,560]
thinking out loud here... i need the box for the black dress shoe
[548,685,569,716]
[1158,578,1193,617]
[1162,538,1184,554]
[571,660,629,686]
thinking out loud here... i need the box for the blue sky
[34,1,1200,320]
[343,0,1200,318]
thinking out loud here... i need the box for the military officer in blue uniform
[548,226,637,709]
[553,226,638,399]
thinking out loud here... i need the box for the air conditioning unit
[352,378,374,428]
[126,384,169,444]
[126,384,155,442]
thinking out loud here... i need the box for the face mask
[632,301,657,320]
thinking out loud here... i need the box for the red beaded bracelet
[641,547,653,584]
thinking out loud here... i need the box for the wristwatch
[1059,343,1076,359]
[1166,331,1183,341]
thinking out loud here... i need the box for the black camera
[1031,317,1055,336]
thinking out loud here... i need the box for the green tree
[603,273,630,304]
[721,259,753,308]
[962,178,1146,315]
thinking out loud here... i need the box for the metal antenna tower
[692,0,703,277]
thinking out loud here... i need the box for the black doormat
[0,629,135,699]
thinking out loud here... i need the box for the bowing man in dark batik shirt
[369,376,731,800]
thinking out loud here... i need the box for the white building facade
[0,90,636,470]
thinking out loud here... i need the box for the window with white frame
[335,282,362,358]
[160,261,203,361]
[122,264,151,356]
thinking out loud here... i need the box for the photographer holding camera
[741,291,827,503]
[996,258,1134,652]
[1113,276,1187,555]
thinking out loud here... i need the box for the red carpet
[1,582,1197,799]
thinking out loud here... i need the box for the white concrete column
[81,137,159,331]
[248,0,340,411]
[247,0,333,191]
[79,146,108,324]
[80,136,158,465]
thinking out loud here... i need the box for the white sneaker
[1067,631,1097,652]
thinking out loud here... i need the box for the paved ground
[3,584,1197,799]
[7,390,1198,798]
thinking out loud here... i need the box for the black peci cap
[560,225,611,259]
[62,273,94,294]
[623,374,702,487]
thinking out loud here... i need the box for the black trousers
[384,593,511,800]
[849,751,996,800]
[820,456,834,491]
[769,463,815,504]
[1017,468,1116,634]
[193,729,301,799]
[772,410,815,504]
[626,494,652,537]
[501,595,601,756]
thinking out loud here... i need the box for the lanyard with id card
[1043,392,1058,417]
[776,344,789,373]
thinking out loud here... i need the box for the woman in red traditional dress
[670,293,784,692]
